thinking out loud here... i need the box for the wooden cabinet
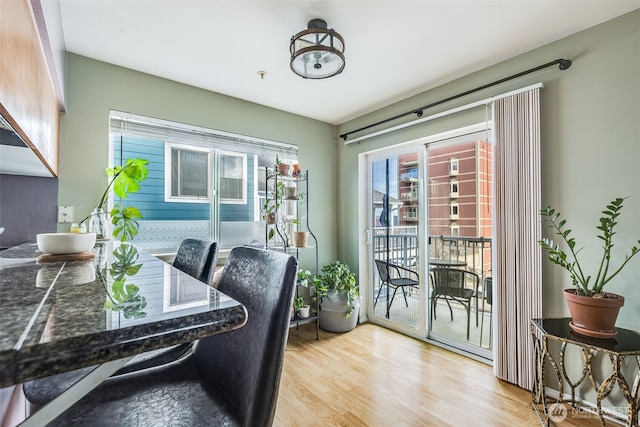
[0,0,60,177]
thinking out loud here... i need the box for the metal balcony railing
[372,228,492,282]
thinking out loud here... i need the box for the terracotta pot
[563,288,624,338]
[276,164,290,176]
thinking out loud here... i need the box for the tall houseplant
[539,197,640,337]
[80,158,149,241]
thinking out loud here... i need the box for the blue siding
[114,136,255,221]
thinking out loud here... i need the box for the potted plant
[275,154,290,176]
[291,216,309,247]
[539,197,640,338]
[80,158,149,242]
[313,261,359,332]
[292,269,313,320]
[262,181,286,226]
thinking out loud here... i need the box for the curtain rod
[339,58,572,142]
[344,82,543,145]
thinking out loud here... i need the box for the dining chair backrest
[194,246,298,427]
[172,238,219,284]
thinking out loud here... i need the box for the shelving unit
[264,168,319,339]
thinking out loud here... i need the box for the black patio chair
[430,267,479,340]
[47,246,298,427]
[374,259,420,318]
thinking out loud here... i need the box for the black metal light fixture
[290,18,345,79]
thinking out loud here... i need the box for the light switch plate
[58,205,74,223]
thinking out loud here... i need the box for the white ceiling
[57,0,640,125]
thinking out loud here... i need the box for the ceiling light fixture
[290,18,345,79]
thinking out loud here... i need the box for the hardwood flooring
[274,323,607,427]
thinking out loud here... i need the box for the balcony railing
[372,228,492,281]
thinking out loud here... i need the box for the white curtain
[492,88,542,390]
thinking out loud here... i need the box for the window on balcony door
[368,150,423,332]
[110,111,297,253]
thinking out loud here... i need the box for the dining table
[0,240,247,426]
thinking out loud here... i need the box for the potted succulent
[80,158,149,242]
[313,261,359,333]
[539,197,640,338]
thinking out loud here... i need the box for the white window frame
[219,150,247,205]
[164,142,211,203]
[450,201,459,220]
[450,179,459,198]
[449,157,459,175]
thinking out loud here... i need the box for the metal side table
[530,318,640,426]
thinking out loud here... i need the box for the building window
[407,206,418,220]
[450,179,459,198]
[219,151,247,204]
[449,158,459,176]
[450,201,459,220]
[165,143,210,203]
[450,223,459,236]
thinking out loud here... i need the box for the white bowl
[37,232,97,255]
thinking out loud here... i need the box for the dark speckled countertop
[0,242,247,388]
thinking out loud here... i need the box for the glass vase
[89,208,108,240]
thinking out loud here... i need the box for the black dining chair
[374,259,420,318]
[429,267,479,340]
[172,238,219,286]
[46,246,297,427]
[23,238,220,407]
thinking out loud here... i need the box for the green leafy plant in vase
[80,158,149,241]
[538,197,640,337]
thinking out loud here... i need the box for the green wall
[60,9,640,329]
[337,10,640,329]
[58,53,338,269]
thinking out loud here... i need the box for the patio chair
[374,259,420,319]
[46,246,298,427]
[429,267,479,340]
[23,238,220,407]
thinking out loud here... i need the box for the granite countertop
[0,242,247,387]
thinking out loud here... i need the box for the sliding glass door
[365,125,493,361]
[368,148,425,334]
[425,130,493,359]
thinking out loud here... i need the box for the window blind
[109,110,298,159]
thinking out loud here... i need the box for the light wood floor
[275,323,607,427]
